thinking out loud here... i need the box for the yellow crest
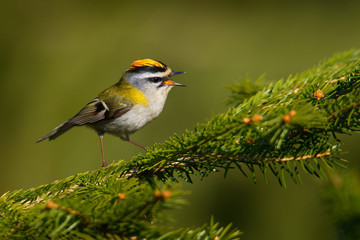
[129,59,165,70]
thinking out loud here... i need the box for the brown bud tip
[243,117,251,124]
[252,114,263,122]
[314,89,324,100]
[118,193,126,200]
[162,190,172,199]
[289,110,296,117]
[282,114,291,123]
[153,190,162,198]
[246,138,255,143]
[214,237,220,240]
[45,200,57,209]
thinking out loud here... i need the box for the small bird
[37,59,185,167]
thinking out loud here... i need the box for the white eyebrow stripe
[131,68,172,79]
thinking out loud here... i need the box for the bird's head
[122,59,185,98]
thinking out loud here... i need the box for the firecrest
[37,59,185,167]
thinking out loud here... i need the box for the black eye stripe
[148,77,165,83]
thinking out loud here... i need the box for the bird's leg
[127,138,146,150]
[98,132,108,167]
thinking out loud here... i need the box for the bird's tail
[36,121,75,143]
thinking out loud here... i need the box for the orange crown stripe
[129,59,165,70]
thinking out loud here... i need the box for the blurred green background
[1,0,360,239]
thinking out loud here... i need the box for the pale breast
[95,95,167,138]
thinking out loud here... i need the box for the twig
[328,76,346,84]
[46,200,89,225]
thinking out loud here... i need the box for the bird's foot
[102,160,109,167]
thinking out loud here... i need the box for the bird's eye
[148,77,163,83]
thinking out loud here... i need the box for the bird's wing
[37,97,132,142]
[69,97,132,124]
[70,97,109,125]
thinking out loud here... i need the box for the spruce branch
[122,50,360,186]
[1,171,186,239]
[1,167,241,239]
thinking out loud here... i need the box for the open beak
[173,71,185,76]
[164,71,186,87]
[164,79,186,87]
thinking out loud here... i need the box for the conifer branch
[122,50,360,186]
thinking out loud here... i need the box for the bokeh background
[1,0,360,239]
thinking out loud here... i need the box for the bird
[37,59,185,167]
